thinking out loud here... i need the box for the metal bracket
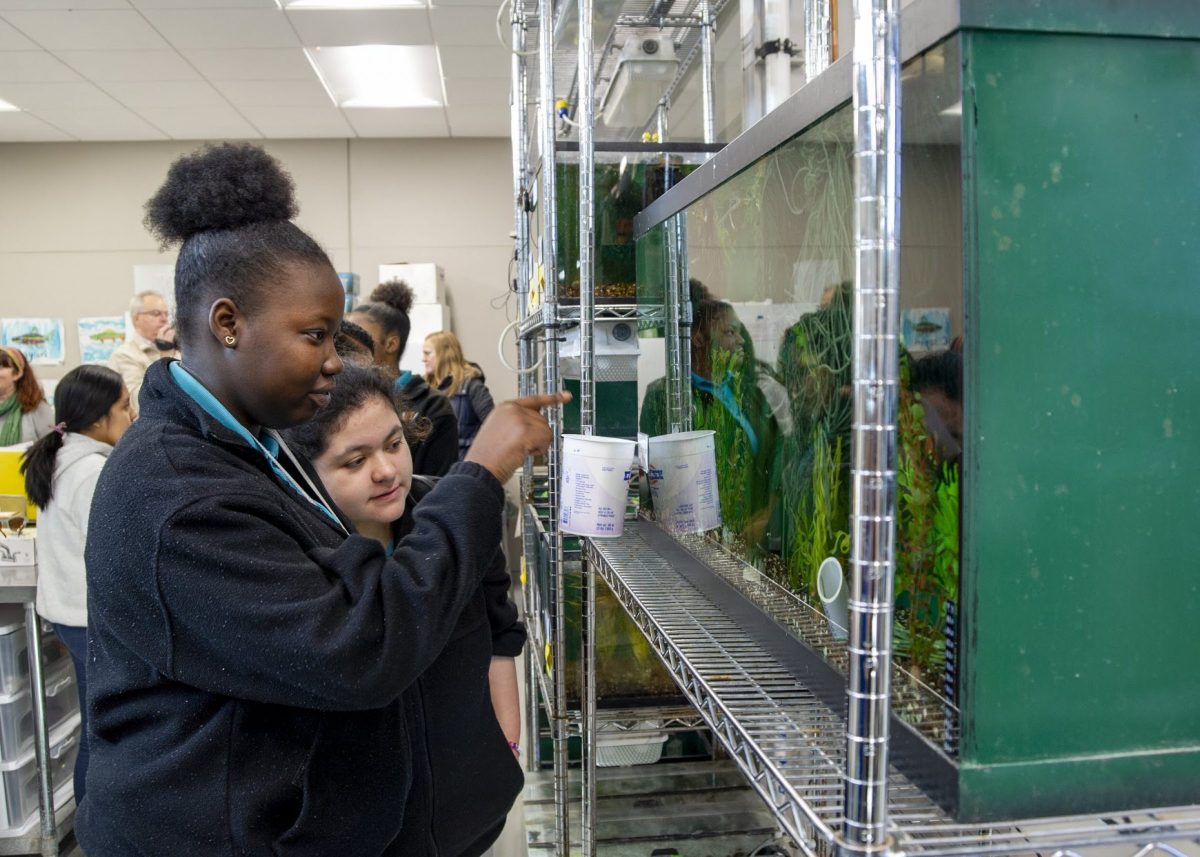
[755,37,799,59]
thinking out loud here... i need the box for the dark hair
[335,319,375,357]
[910,350,963,402]
[21,365,124,509]
[143,143,334,348]
[0,347,46,414]
[284,362,430,462]
[353,280,414,357]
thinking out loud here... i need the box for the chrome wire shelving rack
[509,0,722,850]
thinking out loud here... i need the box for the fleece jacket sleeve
[413,408,459,477]
[481,548,526,658]
[152,462,505,711]
[467,380,495,424]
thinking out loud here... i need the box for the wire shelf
[586,523,1200,857]
[518,302,666,339]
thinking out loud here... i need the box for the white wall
[0,137,519,403]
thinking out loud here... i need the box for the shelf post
[842,0,902,853]
[700,0,717,145]
[576,0,598,847]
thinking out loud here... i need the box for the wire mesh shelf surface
[586,523,1200,857]
[518,301,666,339]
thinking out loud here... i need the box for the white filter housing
[559,320,640,382]
[600,33,678,128]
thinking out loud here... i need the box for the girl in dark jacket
[422,331,494,460]
[79,142,565,857]
[286,363,523,857]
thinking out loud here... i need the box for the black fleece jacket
[397,480,525,857]
[79,360,507,857]
[402,375,458,478]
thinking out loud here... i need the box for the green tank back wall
[959,26,1200,818]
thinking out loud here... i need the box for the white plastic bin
[0,714,79,830]
[0,661,78,763]
[0,608,71,697]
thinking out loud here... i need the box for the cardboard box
[378,263,445,305]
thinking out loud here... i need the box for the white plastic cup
[646,430,722,534]
[817,556,849,641]
[560,434,637,537]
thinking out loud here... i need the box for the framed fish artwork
[78,316,128,364]
[1,318,66,365]
[902,307,951,353]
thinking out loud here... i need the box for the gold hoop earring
[224,335,237,346]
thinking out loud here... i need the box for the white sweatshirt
[35,433,112,627]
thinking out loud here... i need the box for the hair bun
[370,280,415,315]
[144,143,298,245]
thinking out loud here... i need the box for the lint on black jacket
[396,477,525,857]
[79,360,507,857]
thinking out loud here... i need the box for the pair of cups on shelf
[559,430,721,538]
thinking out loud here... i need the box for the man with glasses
[110,290,179,417]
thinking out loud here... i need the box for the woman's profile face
[313,396,412,528]
[232,262,346,429]
[421,342,436,376]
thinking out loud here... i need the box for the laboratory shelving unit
[509,0,722,851]
[516,0,1200,855]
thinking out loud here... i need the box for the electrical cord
[497,0,540,56]
[497,318,546,375]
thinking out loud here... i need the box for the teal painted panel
[962,27,1200,782]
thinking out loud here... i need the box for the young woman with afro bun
[348,280,460,477]
[79,142,567,857]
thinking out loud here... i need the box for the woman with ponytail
[0,346,54,445]
[348,280,459,477]
[20,364,132,806]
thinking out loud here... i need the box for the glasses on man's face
[138,310,169,319]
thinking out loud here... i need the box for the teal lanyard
[169,363,347,533]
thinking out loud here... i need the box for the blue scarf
[691,372,759,455]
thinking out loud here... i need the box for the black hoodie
[79,360,508,856]
[401,374,458,478]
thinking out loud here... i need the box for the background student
[423,330,494,461]
[0,346,54,445]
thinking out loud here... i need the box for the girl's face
[313,396,412,529]
[96,387,134,446]
[421,342,436,376]
[0,358,22,399]
[231,261,345,429]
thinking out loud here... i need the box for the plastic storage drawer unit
[0,607,70,697]
[0,660,78,763]
[0,714,80,831]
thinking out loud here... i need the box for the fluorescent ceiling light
[278,1,426,9]
[939,100,963,117]
[0,98,19,112]
[305,45,443,108]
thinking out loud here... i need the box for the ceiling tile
[0,1,130,8]
[105,79,229,108]
[30,105,168,140]
[0,18,39,50]
[0,110,73,140]
[140,9,300,50]
[212,79,331,108]
[241,105,353,138]
[430,6,502,47]
[444,76,508,107]
[0,51,80,83]
[1,11,170,50]
[446,102,507,136]
[438,44,510,79]
[286,9,432,47]
[181,48,313,81]
[342,106,447,138]
[55,49,200,82]
[0,81,122,111]
[130,0,274,7]
[134,104,261,139]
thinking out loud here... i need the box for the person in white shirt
[21,364,133,806]
[109,290,178,416]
